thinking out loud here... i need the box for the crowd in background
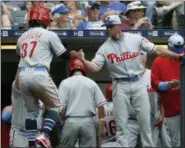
[1,1,184,30]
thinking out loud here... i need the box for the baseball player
[58,58,107,147]
[2,71,44,147]
[151,33,184,147]
[16,7,78,147]
[101,84,117,147]
[122,51,164,147]
[77,14,184,147]
[1,106,12,148]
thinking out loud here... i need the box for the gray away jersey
[11,81,44,129]
[16,27,66,70]
[59,75,107,117]
[92,33,155,78]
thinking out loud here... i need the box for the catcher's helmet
[69,58,87,76]
[106,84,112,101]
[30,7,51,26]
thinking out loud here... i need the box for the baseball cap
[85,1,100,10]
[51,5,70,15]
[125,1,146,15]
[102,15,122,27]
[168,33,185,53]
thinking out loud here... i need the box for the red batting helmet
[106,83,112,101]
[69,58,87,76]
[30,7,51,26]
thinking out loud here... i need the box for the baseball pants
[122,118,160,147]
[9,127,28,147]
[101,141,117,147]
[9,126,42,147]
[112,78,153,147]
[101,137,117,147]
[161,114,180,147]
[19,69,61,117]
[59,117,97,147]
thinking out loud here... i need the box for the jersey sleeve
[92,47,106,68]
[151,59,161,91]
[140,36,155,55]
[58,81,68,109]
[49,32,66,57]
[94,83,107,107]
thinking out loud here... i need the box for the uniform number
[21,41,37,58]
[104,119,116,136]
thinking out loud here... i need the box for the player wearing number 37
[16,7,78,148]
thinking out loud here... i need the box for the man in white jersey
[58,58,106,147]
[2,71,44,147]
[101,83,117,147]
[77,14,183,147]
[122,51,164,147]
[16,7,78,148]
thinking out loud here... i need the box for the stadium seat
[11,10,26,29]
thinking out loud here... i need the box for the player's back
[17,27,65,70]
[59,75,104,117]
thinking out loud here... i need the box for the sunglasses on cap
[173,44,184,48]
[106,25,116,29]
[90,5,99,10]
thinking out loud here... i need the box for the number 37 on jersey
[21,41,37,58]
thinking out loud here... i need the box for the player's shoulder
[124,32,144,43]
[44,29,58,36]
[99,37,113,50]
[79,76,99,88]
[58,78,69,89]
[81,76,97,85]
[124,32,141,38]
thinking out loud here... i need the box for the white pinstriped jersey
[16,27,66,70]
[92,33,155,78]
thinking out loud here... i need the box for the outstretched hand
[70,50,79,60]
[77,49,85,60]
